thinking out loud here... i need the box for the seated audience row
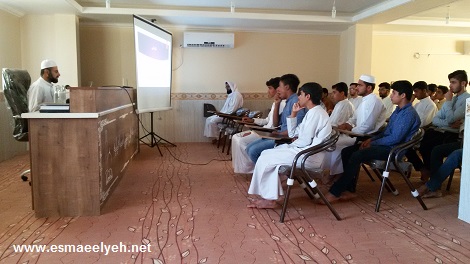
[218,70,466,209]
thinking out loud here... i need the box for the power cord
[121,87,231,165]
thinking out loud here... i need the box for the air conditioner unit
[183,32,234,48]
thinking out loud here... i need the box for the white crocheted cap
[40,59,57,69]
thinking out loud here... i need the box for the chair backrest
[2,68,31,141]
[203,103,216,117]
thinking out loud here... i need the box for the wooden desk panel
[26,87,138,217]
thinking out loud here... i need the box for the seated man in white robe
[232,77,286,174]
[203,81,244,141]
[326,75,386,181]
[247,82,332,209]
[321,82,355,179]
[412,81,437,128]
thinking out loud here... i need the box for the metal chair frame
[364,128,427,212]
[280,130,341,222]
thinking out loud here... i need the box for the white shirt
[253,100,286,128]
[413,96,438,127]
[382,96,396,119]
[349,96,362,110]
[219,84,243,114]
[27,77,54,112]
[286,105,332,149]
[347,93,386,134]
[329,99,354,127]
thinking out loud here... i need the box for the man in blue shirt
[245,74,307,163]
[407,70,470,182]
[324,80,421,203]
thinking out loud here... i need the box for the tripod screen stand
[139,112,176,156]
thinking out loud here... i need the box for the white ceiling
[0,0,469,33]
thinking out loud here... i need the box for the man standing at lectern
[28,59,61,112]
[204,81,243,142]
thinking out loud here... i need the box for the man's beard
[226,89,232,94]
[49,75,59,83]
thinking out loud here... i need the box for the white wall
[21,14,80,87]
[372,25,470,85]
[79,26,341,92]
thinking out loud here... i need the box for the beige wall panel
[0,10,27,162]
[372,30,470,85]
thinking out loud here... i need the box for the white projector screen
[133,15,173,113]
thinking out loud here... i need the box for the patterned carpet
[0,143,469,264]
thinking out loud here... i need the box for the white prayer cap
[40,59,57,69]
[359,74,375,84]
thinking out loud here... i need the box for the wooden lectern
[22,87,139,217]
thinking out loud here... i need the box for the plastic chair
[2,68,31,181]
[279,130,341,222]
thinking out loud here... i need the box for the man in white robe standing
[326,75,386,179]
[203,81,243,140]
[247,82,332,209]
[231,77,286,174]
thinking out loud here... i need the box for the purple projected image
[138,32,169,61]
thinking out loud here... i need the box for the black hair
[391,80,413,101]
[427,83,437,93]
[265,77,281,89]
[332,82,348,97]
[299,82,323,105]
[412,81,428,91]
[437,85,449,94]
[322,88,329,95]
[349,82,358,87]
[279,74,300,93]
[363,81,376,91]
[448,70,468,83]
[379,82,391,90]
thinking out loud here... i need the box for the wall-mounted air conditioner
[183,32,234,48]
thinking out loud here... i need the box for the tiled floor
[0,143,469,264]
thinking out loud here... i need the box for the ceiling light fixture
[331,0,337,19]
[445,5,450,24]
[231,1,235,13]
[106,0,110,9]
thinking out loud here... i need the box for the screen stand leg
[139,112,176,156]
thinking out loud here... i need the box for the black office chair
[2,68,31,181]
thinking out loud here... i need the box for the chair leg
[312,183,342,221]
[361,164,376,182]
[375,171,390,212]
[226,135,232,155]
[21,169,30,181]
[221,132,228,153]
[396,165,428,211]
[280,177,295,223]
[296,175,316,200]
[372,169,398,195]
[217,130,224,148]
[446,169,457,191]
